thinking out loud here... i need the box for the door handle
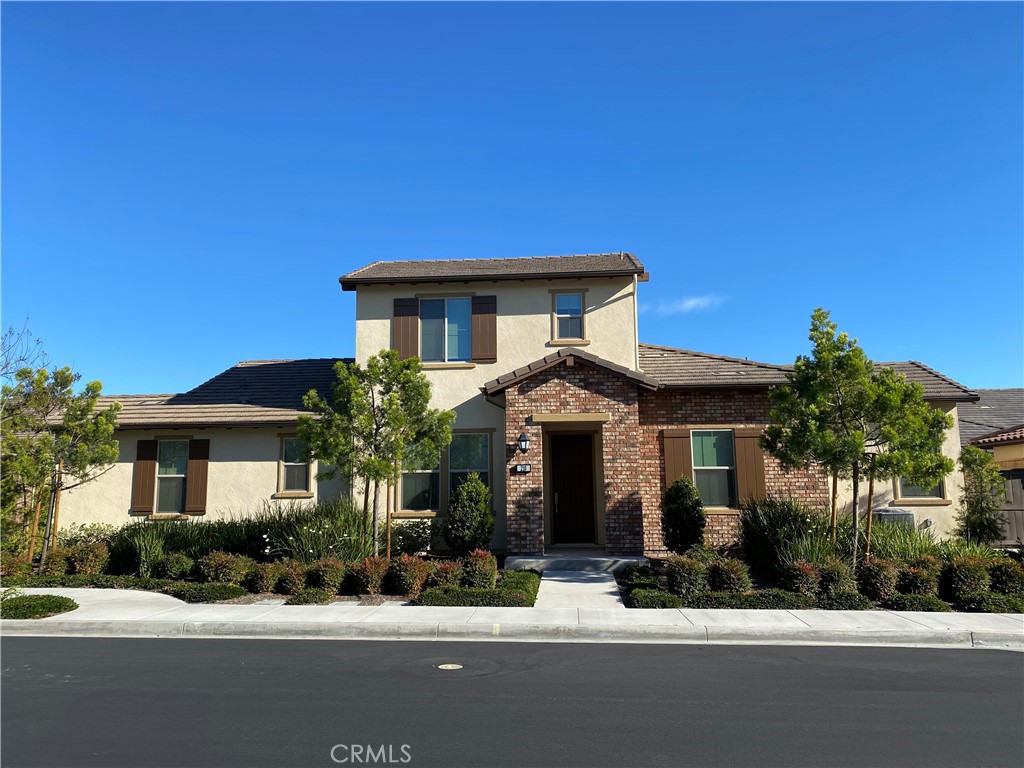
[554,492,559,515]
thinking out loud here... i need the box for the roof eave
[340,269,646,292]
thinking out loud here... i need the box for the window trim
[690,428,738,509]
[274,434,314,499]
[420,296,473,363]
[549,289,589,345]
[892,476,952,506]
[397,427,496,518]
[155,438,190,514]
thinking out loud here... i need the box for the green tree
[298,350,455,555]
[762,309,952,564]
[661,476,706,554]
[441,472,494,555]
[956,445,1008,544]
[1,366,121,569]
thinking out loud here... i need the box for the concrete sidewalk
[2,587,1022,649]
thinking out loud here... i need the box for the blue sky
[3,2,1021,394]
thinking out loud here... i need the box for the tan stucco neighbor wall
[59,428,346,529]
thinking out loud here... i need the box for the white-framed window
[449,433,490,495]
[691,429,737,508]
[898,478,945,499]
[280,437,311,493]
[420,297,472,362]
[553,292,584,340]
[156,440,189,513]
[402,453,440,511]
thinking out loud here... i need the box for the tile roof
[957,388,1024,445]
[971,423,1024,447]
[874,361,978,404]
[101,358,349,428]
[483,347,660,395]
[340,252,647,290]
[638,343,793,388]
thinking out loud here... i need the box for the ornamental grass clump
[739,496,828,579]
[664,556,707,598]
[461,550,497,589]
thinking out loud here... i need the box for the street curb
[3,619,1021,649]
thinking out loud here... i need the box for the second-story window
[554,292,584,340]
[421,298,471,362]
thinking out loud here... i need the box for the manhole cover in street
[437,664,463,670]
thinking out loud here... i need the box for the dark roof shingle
[340,252,647,290]
[874,361,978,404]
[638,343,792,388]
[957,388,1024,445]
[483,347,659,395]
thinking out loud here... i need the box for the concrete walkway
[533,571,624,608]
[2,587,1022,649]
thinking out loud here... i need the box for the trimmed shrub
[195,551,255,585]
[498,570,542,602]
[0,594,78,619]
[680,589,816,610]
[6,574,171,590]
[707,558,752,594]
[957,591,1024,614]
[66,542,110,575]
[417,587,532,607]
[988,560,1024,595]
[816,591,873,611]
[897,565,939,597]
[940,556,991,602]
[817,557,855,598]
[286,588,332,605]
[390,520,433,556]
[160,582,247,603]
[153,552,195,581]
[275,560,309,596]
[911,555,943,578]
[386,554,432,597]
[621,564,660,591]
[665,556,707,597]
[425,560,463,590]
[440,473,494,555]
[857,558,900,602]
[0,552,32,579]
[351,556,389,595]
[40,549,70,576]
[881,594,952,612]
[682,544,721,565]
[662,477,705,554]
[461,549,498,589]
[780,560,821,597]
[306,558,347,593]
[629,589,684,609]
[244,561,285,594]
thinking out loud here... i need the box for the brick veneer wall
[503,360,643,555]
[638,388,830,555]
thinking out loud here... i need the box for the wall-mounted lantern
[518,432,531,454]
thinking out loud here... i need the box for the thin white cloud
[644,295,725,317]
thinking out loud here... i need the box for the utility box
[873,509,916,528]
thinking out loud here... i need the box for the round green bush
[286,588,332,605]
[461,550,497,589]
[621,564,660,591]
[817,557,855,597]
[629,588,683,609]
[957,591,1024,614]
[816,591,873,611]
[940,556,991,602]
[881,594,952,612]
[0,594,78,619]
[40,549,70,576]
[350,556,390,595]
[66,542,110,575]
[385,554,432,597]
[707,558,752,593]
[306,557,347,593]
[988,560,1024,595]
[857,558,900,602]
[440,473,494,555]
[161,582,247,603]
[0,552,32,579]
[897,565,939,597]
[665,556,707,597]
[780,560,821,597]
[196,551,255,585]
[425,560,463,590]
[275,560,310,596]
[154,552,195,581]
[662,477,706,554]
[244,561,285,593]
[498,570,541,601]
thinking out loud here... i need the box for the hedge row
[0,594,79,619]
[416,569,540,607]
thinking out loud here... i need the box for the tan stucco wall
[352,277,640,551]
[992,442,1024,469]
[59,428,347,529]
[835,402,965,539]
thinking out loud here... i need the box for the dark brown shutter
[471,295,497,363]
[662,429,693,490]
[184,439,210,515]
[130,440,158,515]
[393,298,419,360]
[734,428,767,502]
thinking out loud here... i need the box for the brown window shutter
[662,429,693,490]
[130,440,158,515]
[393,298,419,360]
[184,439,210,515]
[471,295,497,363]
[734,428,767,502]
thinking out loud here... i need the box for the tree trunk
[27,495,43,562]
[360,477,370,550]
[50,459,64,549]
[829,470,839,544]
[864,470,876,558]
[850,460,860,568]
[385,479,392,560]
[36,467,59,574]
[371,482,380,556]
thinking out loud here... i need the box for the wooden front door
[551,434,596,544]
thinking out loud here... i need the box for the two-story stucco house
[59,252,978,555]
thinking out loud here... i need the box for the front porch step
[504,555,648,573]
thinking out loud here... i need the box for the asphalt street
[2,638,1021,768]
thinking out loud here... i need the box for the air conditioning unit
[873,509,916,528]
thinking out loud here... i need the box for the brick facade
[502,361,830,557]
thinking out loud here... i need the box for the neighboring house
[970,423,1024,547]
[61,252,979,555]
[957,389,1024,446]
[59,359,349,526]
